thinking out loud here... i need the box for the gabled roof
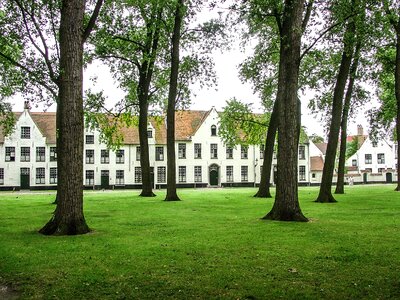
[347,135,368,148]
[310,156,324,171]
[314,143,327,155]
[1,109,210,145]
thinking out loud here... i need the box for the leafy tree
[310,134,324,144]
[0,0,103,235]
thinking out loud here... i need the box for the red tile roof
[310,156,324,171]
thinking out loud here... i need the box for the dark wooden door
[101,170,109,188]
[210,170,218,186]
[386,173,393,183]
[20,168,30,189]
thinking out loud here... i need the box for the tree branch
[300,12,357,61]
[0,50,57,98]
[98,55,141,69]
[302,0,314,32]
[112,36,146,50]
[83,0,104,43]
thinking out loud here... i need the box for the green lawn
[0,185,399,299]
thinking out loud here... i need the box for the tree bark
[165,0,184,201]
[315,18,356,203]
[40,0,89,235]
[335,41,361,194]
[137,10,162,197]
[254,100,278,198]
[395,28,400,191]
[263,0,308,222]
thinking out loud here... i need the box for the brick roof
[1,110,210,145]
[310,156,324,171]
[314,143,327,155]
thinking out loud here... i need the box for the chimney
[24,100,30,111]
[357,124,363,136]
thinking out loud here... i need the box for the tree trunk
[335,42,361,194]
[254,99,278,198]
[263,0,307,222]
[40,0,90,235]
[138,93,155,197]
[395,29,400,191]
[315,19,356,203]
[165,0,184,201]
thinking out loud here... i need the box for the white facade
[346,136,397,183]
[0,107,312,190]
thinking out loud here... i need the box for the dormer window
[147,130,153,138]
[86,135,94,144]
[21,127,30,139]
[211,125,217,136]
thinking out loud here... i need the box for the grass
[0,185,399,299]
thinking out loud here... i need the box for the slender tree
[382,1,400,191]
[165,0,185,201]
[335,41,361,194]
[315,0,358,203]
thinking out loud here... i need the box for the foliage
[0,186,400,298]
[345,136,359,159]
[369,46,396,140]
[0,101,16,136]
[310,133,324,144]
[218,98,268,147]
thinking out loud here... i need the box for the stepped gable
[310,156,324,171]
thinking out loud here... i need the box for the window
[20,147,30,162]
[365,154,372,164]
[50,147,57,161]
[210,144,218,159]
[299,145,306,160]
[378,168,385,173]
[147,130,153,138]
[226,147,233,159]
[352,159,357,166]
[157,166,166,183]
[178,166,186,183]
[299,165,306,181]
[85,170,94,185]
[135,167,142,183]
[241,146,248,159]
[116,170,124,185]
[156,147,164,161]
[260,144,265,159]
[312,173,316,179]
[116,149,124,164]
[86,150,95,164]
[194,166,202,183]
[21,127,30,139]
[36,147,45,162]
[241,166,248,182]
[226,166,233,182]
[211,125,217,136]
[0,168,4,185]
[194,143,202,159]
[50,168,57,184]
[136,146,141,161]
[36,168,45,184]
[86,135,94,144]
[372,141,378,147]
[5,147,15,162]
[178,143,186,159]
[377,153,385,164]
[101,150,110,164]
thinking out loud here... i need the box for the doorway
[209,164,219,186]
[101,170,109,189]
[20,168,30,189]
[386,172,393,183]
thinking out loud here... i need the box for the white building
[0,106,312,190]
